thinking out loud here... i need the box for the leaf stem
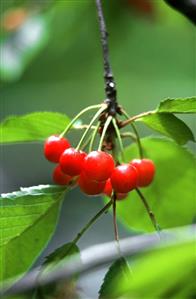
[72,200,113,244]
[135,188,161,238]
[112,195,119,242]
[98,115,113,151]
[112,118,125,161]
[121,109,144,159]
[59,104,105,138]
[76,105,107,150]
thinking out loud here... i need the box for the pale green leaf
[0,185,66,285]
[115,137,196,232]
[157,97,196,113]
[0,112,70,144]
[138,113,195,144]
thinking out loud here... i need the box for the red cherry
[78,172,106,196]
[83,151,115,182]
[53,165,72,185]
[131,158,155,187]
[103,179,128,200]
[103,179,113,197]
[116,193,128,201]
[44,135,70,163]
[110,164,138,193]
[60,148,86,176]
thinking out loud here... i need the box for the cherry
[131,158,155,187]
[83,151,115,182]
[110,164,138,193]
[60,148,86,176]
[103,179,113,197]
[78,172,106,196]
[53,165,72,185]
[44,135,70,163]
[103,179,128,200]
[116,193,128,200]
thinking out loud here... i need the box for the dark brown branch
[95,0,118,115]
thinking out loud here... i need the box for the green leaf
[157,97,196,113]
[115,137,196,232]
[138,113,195,144]
[99,257,131,299]
[34,242,80,299]
[0,112,70,144]
[0,185,66,285]
[44,242,79,266]
[114,239,196,299]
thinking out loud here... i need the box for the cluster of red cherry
[44,135,155,200]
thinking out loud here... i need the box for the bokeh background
[0,0,195,297]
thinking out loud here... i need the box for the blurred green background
[0,1,195,297]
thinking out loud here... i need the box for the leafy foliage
[0,112,70,144]
[157,97,196,114]
[114,137,196,232]
[44,242,79,266]
[0,185,66,285]
[114,239,196,298]
[99,257,131,299]
[33,242,80,299]
[138,113,195,144]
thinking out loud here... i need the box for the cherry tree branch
[95,0,118,115]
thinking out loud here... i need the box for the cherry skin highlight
[53,165,72,185]
[44,135,70,163]
[83,151,115,182]
[60,148,86,176]
[131,158,155,187]
[111,164,138,193]
[78,172,106,196]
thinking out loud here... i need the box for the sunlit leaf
[157,97,196,114]
[115,239,196,298]
[138,113,195,144]
[0,112,70,144]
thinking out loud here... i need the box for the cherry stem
[72,200,113,245]
[112,193,121,255]
[120,132,137,142]
[121,109,144,159]
[112,118,125,161]
[112,195,119,241]
[76,105,107,150]
[80,134,93,151]
[72,124,97,130]
[89,122,100,152]
[98,115,113,151]
[135,188,161,238]
[59,104,105,138]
